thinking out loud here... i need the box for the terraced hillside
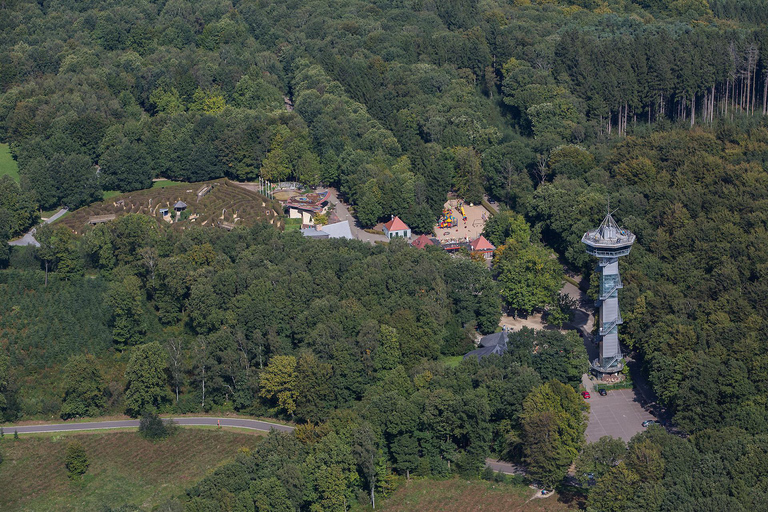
[59,179,283,234]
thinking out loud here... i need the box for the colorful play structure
[438,202,470,229]
[439,207,457,228]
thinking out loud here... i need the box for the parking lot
[585,388,657,443]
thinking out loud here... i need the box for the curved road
[8,208,68,247]
[3,417,295,435]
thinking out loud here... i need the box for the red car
[582,391,591,399]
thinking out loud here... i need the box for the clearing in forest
[0,143,19,182]
[59,178,283,234]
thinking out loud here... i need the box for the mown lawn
[101,180,193,200]
[0,428,262,511]
[0,143,19,182]
[376,478,582,512]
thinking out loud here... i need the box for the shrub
[65,441,89,478]
[138,411,176,440]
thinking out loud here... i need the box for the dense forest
[0,222,588,509]
[3,0,768,510]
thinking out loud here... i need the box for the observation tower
[582,211,635,377]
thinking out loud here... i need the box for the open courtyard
[433,199,491,244]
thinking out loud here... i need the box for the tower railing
[599,314,623,336]
[596,278,622,306]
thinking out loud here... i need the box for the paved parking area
[585,388,656,443]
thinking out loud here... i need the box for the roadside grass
[0,429,262,511]
[0,143,19,182]
[2,411,294,428]
[375,478,580,511]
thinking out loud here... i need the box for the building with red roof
[383,216,411,240]
[410,234,435,249]
[469,235,495,260]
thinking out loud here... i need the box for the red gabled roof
[384,216,409,232]
[411,234,434,249]
[470,235,495,252]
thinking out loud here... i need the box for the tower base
[590,358,624,378]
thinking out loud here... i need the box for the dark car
[598,388,607,396]
[642,419,660,427]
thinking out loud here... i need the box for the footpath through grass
[376,478,581,512]
[0,143,19,182]
[0,428,262,511]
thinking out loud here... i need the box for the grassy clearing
[284,218,302,231]
[151,179,191,189]
[375,479,581,512]
[0,428,262,511]
[102,181,190,201]
[0,143,19,182]
[440,355,464,368]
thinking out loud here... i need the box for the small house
[174,200,187,212]
[300,226,330,239]
[463,328,509,361]
[88,214,116,225]
[159,208,169,217]
[411,234,435,250]
[469,235,495,260]
[383,216,411,239]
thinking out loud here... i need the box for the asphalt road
[3,417,295,435]
[325,188,388,245]
[485,458,525,475]
[8,208,68,247]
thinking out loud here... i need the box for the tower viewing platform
[582,211,635,377]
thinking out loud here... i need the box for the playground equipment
[439,215,457,229]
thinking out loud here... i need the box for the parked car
[582,391,591,399]
[642,419,660,427]
[598,388,607,396]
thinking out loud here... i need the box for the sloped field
[60,179,283,234]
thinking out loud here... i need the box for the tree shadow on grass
[556,484,588,509]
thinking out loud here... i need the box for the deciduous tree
[124,342,171,417]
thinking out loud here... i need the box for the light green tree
[260,129,292,182]
[494,241,563,314]
[259,355,298,417]
[574,436,626,485]
[149,86,184,114]
[124,342,171,417]
[521,380,587,487]
[586,462,641,512]
[482,209,531,249]
[373,325,401,371]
